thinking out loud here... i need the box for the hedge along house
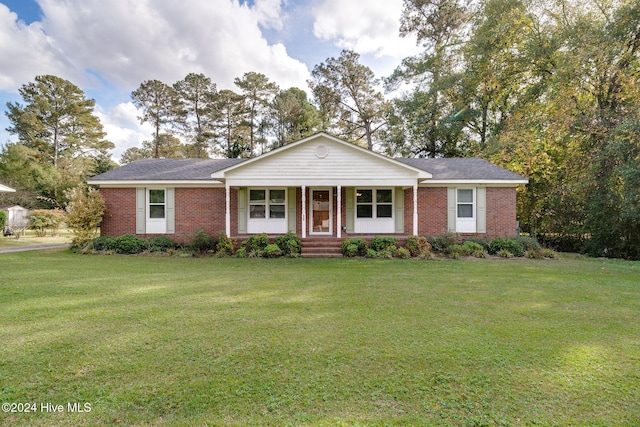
[88,133,528,242]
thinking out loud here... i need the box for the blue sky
[0,0,421,160]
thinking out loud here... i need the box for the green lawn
[0,229,72,247]
[0,251,638,426]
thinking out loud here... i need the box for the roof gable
[213,133,431,186]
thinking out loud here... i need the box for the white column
[337,185,342,238]
[301,185,307,239]
[225,184,231,237]
[413,184,418,236]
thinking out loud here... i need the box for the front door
[310,189,332,234]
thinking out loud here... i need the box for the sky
[0,0,422,161]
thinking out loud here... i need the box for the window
[356,189,373,218]
[457,189,474,218]
[249,189,286,219]
[356,189,393,219]
[148,189,165,219]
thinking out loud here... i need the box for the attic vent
[315,145,328,159]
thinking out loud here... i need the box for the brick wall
[403,186,517,238]
[99,187,228,243]
[100,188,137,237]
[485,187,517,239]
[100,185,519,242]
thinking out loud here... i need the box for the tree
[120,134,188,163]
[271,87,320,147]
[386,0,469,157]
[131,80,183,158]
[5,75,113,167]
[234,72,279,156]
[174,73,217,158]
[213,89,249,158]
[309,50,389,150]
[65,186,105,248]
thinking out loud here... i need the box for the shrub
[463,237,490,250]
[428,232,461,253]
[29,209,66,237]
[275,232,301,257]
[216,232,236,257]
[448,244,472,258]
[365,248,377,258]
[341,238,367,257]
[188,230,217,253]
[244,233,270,253]
[511,235,541,252]
[497,248,513,258]
[0,209,6,231]
[472,248,488,258]
[89,235,117,252]
[489,238,525,257]
[369,236,398,252]
[235,247,247,258]
[405,235,431,257]
[395,247,411,259]
[147,236,176,252]
[65,186,105,247]
[114,234,147,254]
[541,248,558,259]
[263,243,282,258]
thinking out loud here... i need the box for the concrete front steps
[301,238,343,258]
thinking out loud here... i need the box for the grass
[0,229,72,247]
[0,251,638,426]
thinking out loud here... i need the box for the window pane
[377,205,392,218]
[270,189,286,204]
[249,205,266,219]
[457,189,473,203]
[149,205,165,219]
[149,189,165,204]
[250,189,266,203]
[377,189,392,203]
[357,205,373,218]
[458,204,473,218]
[357,189,372,204]
[270,204,286,218]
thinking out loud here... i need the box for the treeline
[1,0,639,258]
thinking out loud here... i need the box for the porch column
[301,185,306,239]
[225,183,231,236]
[413,184,418,236]
[337,185,342,238]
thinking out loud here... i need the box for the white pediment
[212,133,431,187]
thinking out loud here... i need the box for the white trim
[246,188,288,234]
[146,188,167,234]
[421,179,528,186]
[337,185,342,239]
[225,184,231,237]
[309,188,332,235]
[455,188,476,233]
[301,185,306,239]
[413,185,418,236]
[88,180,224,187]
[353,188,395,234]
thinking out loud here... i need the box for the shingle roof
[89,157,526,182]
[396,158,526,181]
[89,158,246,181]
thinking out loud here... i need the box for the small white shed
[1,205,30,229]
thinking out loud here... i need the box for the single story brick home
[88,133,528,242]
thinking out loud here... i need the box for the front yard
[0,251,638,426]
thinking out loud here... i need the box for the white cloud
[0,0,310,94]
[313,0,421,59]
[0,4,82,91]
[95,102,154,162]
